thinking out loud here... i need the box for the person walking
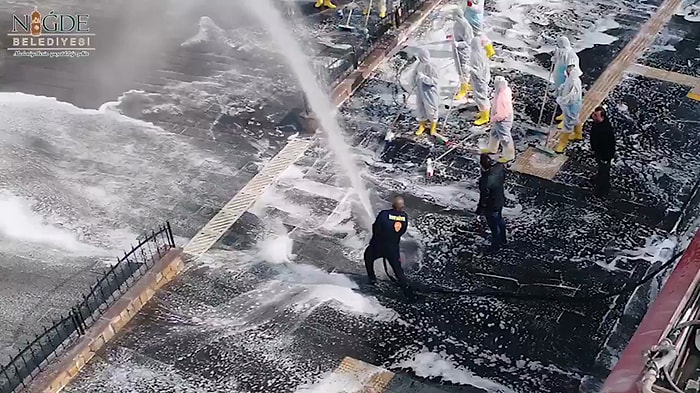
[476,154,507,253]
[589,106,616,197]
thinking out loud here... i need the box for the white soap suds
[395,348,517,392]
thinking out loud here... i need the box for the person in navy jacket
[364,196,413,299]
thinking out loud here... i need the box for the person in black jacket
[589,106,616,197]
[364,196,413,299]
[476,154,507,252]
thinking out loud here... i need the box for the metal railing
[0,223,176,393]
[319,0,431,86]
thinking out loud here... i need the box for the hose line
[382,249,685,303]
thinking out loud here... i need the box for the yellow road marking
[578,0,684,122]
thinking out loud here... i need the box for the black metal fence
[0,223,176,393]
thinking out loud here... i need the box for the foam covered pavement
[15,0,700,392]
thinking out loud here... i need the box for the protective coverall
[554,66,584,153]
[314,0,336,9]
[470,36,491,126]
[364,209,412,297]
[551,36,579,121]
[449,6,474,100]
[409,47,440,136]
[483,76,515,162]
[463,0,495,58]
[552,37,579,89]
[363,0,387,19]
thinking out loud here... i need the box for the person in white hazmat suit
[554,64,584,153]
[551,36,579,121]
[446,5,474,100]
[363,0,387,19]
[470,36,491,126]
[407,47,440,136]
[482,76,515,162]
[463,0,496,58]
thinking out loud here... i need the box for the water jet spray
[242,0,375,229]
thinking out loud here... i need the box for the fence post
[25,340,38,374]
[2,363,12,390]
[71,308,84,336]
[166,221,175,247]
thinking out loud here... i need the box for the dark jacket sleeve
[371,211,383,237]
[478,175,490,209]
[600,125,616,161]
[591,121,616,161]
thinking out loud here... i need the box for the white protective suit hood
[557,36,572,50]
[557,66,583,106]
[494,75,508,92]
[553,36,579,68]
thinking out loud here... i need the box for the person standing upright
[476,154,507,253]
[589,106,616,197]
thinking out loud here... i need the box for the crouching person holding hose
[364,196,415,300]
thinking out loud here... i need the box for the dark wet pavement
[55,0,700,392]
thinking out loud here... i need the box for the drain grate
[183,139,310,259]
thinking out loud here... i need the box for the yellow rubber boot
[555,113,564,121]
[454,83,471,100]
[498,140,515,162]
[430,121,438,136]
[480,136,500,154]
[416,121,426,136]
[363,8,369,15]
[554,134,570,153]
[570,124,583,141]
[323,0,336,9]
[379,5,387,18]
[484,43,496,58]
[315,0,324,7]
[557,121,564,129]
[474,110,490,126]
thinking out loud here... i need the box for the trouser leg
[364,246,377,281]
[596,159,611,195]
[485,212,503,249]
[497,210,507,244]
[386,256,408,289]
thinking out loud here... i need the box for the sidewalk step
[320,357,450,393]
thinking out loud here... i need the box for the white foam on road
[677,0,700,22]
[395,347,518,392]
[0,92,230,252]
[0,191,102,255]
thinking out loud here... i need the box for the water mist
[242,0,374,229]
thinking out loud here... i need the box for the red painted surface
[602,229,700,392]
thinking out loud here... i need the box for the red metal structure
[602,229,700,392]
